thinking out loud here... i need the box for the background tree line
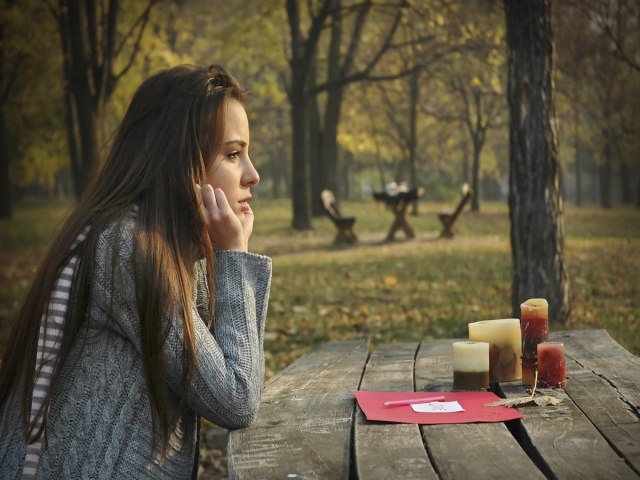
[1,0,638,221]
[0,0,638,322]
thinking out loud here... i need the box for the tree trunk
[504,0,570,324]
[286,0,333,230]
[573,111,582,206]
[0,0,13,219]
[309,90,323,217]
[60,0,100,197]
[470,137,482,212]
[320,7,342,199]
[57,0,153,197]
[321,86,342,197]
[0,103,9,219]
[461,139,470,184]
[599,144,612,208]
[619,156,632,204]
[290,80,312,229]
[409,66,419,215]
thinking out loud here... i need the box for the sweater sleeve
[93,215,272,429]
[166,250,271,428]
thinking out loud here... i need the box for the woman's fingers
[198,184,247,251]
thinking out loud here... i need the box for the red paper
[354,390,523,424]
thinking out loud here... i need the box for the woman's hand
[197,184,252,251]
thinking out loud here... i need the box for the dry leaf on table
[486,395,562,408]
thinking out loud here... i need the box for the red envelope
[354,390,523,424]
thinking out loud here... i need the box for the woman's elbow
[219,404,260,429]
[215,388,261,429]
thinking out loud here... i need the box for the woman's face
[205,98,259,218]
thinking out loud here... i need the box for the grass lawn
[1,197,639,380]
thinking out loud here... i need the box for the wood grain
[417,339,545,480]
[354,342,438,479]
[227,339,369,479]
[555,329,640,410]
[556,329,640,476]
[496,328,639,478]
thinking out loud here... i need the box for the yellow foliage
[384,275,398,287]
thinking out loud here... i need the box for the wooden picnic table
[373,188,424,241]
[228,329,640,479]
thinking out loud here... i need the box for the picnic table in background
[373,187,424,241]
[228,329,640,479]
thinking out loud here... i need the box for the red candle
[537,342,567,388]
[520,298,549,385]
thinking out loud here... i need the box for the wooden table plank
[416,339,545,480]
[500,333,639,480]
[354,343,438,480]
[563,363,640,475]
[554,330,640,476]
[555,329,640,411]
[227,339,369,479]
[500,381,637,479]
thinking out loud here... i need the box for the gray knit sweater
[0,212,272,479]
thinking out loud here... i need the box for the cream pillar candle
[468,318,522,382]
[453,341,490,390]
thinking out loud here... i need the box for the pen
[383,395,446,407]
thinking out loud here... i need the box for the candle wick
[531,369,538,398]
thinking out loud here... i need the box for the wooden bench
[438,183,472,238]
[228,329,640,478]
[320,190,357,245]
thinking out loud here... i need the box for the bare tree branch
[114,0,157,83]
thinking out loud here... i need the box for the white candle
[468,318,522,382]
[453,341,489,390]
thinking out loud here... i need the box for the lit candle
[520,298,549,385]
[453,341,489,390]
[468,319,522,382]
[537,342,567,388]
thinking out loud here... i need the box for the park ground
[1,197,638,478]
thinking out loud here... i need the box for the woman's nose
[243,158,260,187]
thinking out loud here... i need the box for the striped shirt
[22,229,87,477]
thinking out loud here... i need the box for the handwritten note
[411,401,464,413]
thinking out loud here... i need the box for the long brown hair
[0,64,245,454]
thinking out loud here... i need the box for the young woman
[0,64,271,478]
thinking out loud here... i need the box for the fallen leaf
[486,395,562,408]
[384,275,398,287]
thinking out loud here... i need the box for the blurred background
[0,0,638,220]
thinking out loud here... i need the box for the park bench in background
[438,183,472,238]
[320,190,358,245]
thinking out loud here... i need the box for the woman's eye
[225,150,240,160]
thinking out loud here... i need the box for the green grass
[1,198,639,379]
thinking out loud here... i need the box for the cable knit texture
[0,211,272,479]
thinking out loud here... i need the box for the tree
[504,0,570,323]
[312,1,405,208]
[51,0,157,197]
[0,0,18,218]
[0,0,15,218]
[286,0,334,230]
[585,0,640,72]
